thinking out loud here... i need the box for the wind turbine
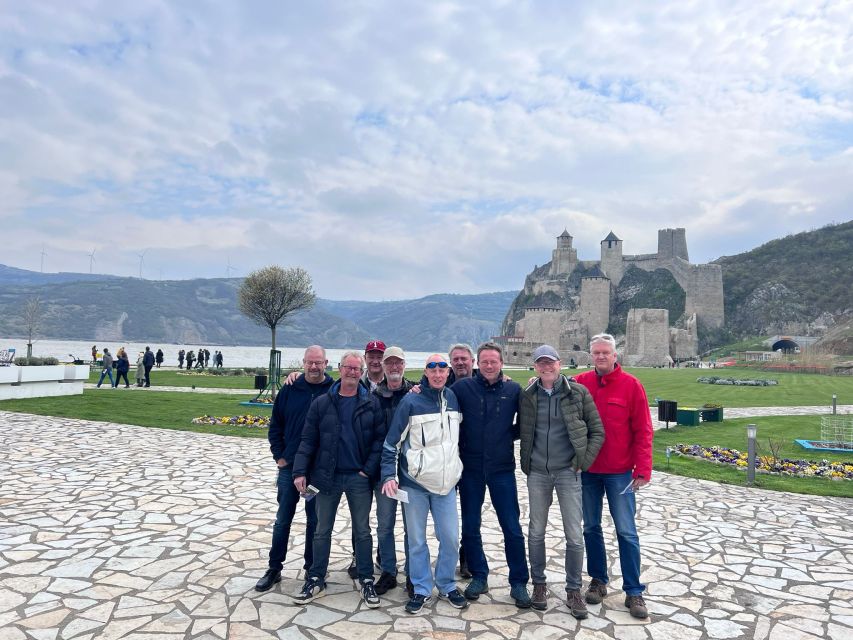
[137,250,146,279]
[87,249,96,274]
[40,245,47,273]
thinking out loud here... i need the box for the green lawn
[88,368,270,389]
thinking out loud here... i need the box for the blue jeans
[268,466,316,572]
[527,469,584,590]
[97,368,115,387]
[403,483,458,596]
[581,470,645,596]
[309,472,374,585]
[459,469,529,586]
[374,484,404,576]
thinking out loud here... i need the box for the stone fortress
[495,228,724,366]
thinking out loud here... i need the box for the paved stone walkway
[1,410,851,640]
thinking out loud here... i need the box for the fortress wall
[624,308,671,366]
[531,280,565,296]
[658,228,689,261]
[664,259,724,328]
[517,308,564,343]
[580,277,611,339]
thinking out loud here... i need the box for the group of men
[255,335,653,619]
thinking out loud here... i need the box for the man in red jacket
[574,333,653,619]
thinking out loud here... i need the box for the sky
[1,1,851,300]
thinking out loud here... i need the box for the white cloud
[0,0,851,298]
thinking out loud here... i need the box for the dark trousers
[460,468,530,587]
[144,365,152,386]
[115,371,130,387]
[268,466,316,572]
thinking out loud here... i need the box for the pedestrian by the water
[519,345,605,616]
[155,348,164,368]
[185,350,195,371]
[216,350,223,368]
[178,349,185,369]
[91,345,98,364]
[575,333,654,620]
[115,348,131,389]
[204,348,210,368]
[255,346,334,593]
[96,348,115,388]
[142,347,155,387]
[135,352,145,387]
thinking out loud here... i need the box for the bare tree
[23,296,41,359]
[238,266,316,352]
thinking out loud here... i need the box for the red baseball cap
[364,340,386,353]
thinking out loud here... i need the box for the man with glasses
[291,352,386,608]
[371,346,416,595]
[361,339,387,390]
[519,345,605,616]
[381,354,467,614]
[256,345,334,592]
[574,334,653,619]
[453,342,532,608]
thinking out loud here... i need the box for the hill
[0,267,517,351]
[714,221,853,338]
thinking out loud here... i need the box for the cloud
[0,0,851,299]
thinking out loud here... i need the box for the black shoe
[405,593,432,614]
[374,571,397,595]
[405,576,414,599]
[361,579,380,608]
[459,559,472,579]
[347,557,357,580]
[293,577,325,604]
[439,589,469,610]
[254,568,281,592]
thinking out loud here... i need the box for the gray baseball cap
[532,345,560,362]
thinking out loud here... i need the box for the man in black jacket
[142,347,155,387]
[292,351,385,608]
[255,346,334,593]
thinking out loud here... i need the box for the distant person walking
[91,345,98,365]
[204,348,211,367]
[155,349,164,368]
[216,351,223,368]
[143,347,155,387]
[115,348,131,388]
[96,348,115,388]
[186,350,195,370]
[178,349,185,369]
[135,352,145,387]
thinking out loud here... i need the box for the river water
[0,338,437,369]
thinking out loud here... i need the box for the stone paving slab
[1,410,851,640]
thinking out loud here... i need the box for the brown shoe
[585,578,607,604]
[566,589,588,619]
[625,594,648,619]
[531,583,548,611]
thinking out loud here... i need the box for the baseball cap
[382,346,405,362]
[533,345,560,362]
[365,340,386,353]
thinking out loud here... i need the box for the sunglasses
[425,361,449,369]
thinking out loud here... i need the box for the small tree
[238,265,316,353]
[23,296,42,360]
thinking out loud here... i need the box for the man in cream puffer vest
[381,353,467,615]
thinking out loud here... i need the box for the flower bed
[192,414,270,428]
[696,376,778,386]
[671,444,853,480]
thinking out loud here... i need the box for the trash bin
[254,374,268,390]
[658,400,678,423]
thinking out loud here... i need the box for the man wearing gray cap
[519,345,605,616]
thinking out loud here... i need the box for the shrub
[13,357,60,366]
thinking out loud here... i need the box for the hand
[276,459,288,468]
[382,479,399,497]
[632,477,650,490]
[527,376,536,385]
[283,371,300,386]
[293,476,306,492]
[409,384,421,394]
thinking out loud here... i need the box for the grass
[88,368,266,389]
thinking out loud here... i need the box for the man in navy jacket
[453,342,532,608]
[255,346,334,593]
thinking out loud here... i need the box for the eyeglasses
[341,365,363,373]
[426,362,449,369]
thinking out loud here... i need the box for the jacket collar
[474,369,503,389]
[596,363,623,386]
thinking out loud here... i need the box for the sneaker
[347,557,358,580]
[566,589,589,619]
[531,583,548,611]
[293,577,325,604]
[405,593,432,614]
[438,589,468,609]
[374,571,397,595]
[464,578,489,601]
[254,568,281,592]
[510,584,532,609]
[585,578,608,604]
[361,580,380,608]
[405,575,414,599]
[625,594,648,619]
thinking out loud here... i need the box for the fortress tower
[549,229,578,276]
[600,231,624,285]
[658,228,689,262]
[580,275,611,339]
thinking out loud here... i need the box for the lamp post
[746,423,757,486]
[832,394,837,415]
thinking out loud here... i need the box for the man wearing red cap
[361,340,386,391]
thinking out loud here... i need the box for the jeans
[582,470,645,596]
[374,484,400,576]
[309,472,374,585]
[403,483,458,596]
[268,466,316,572]
[527,469,584,590]
[97,368,115,387]
[459,469,529,586]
